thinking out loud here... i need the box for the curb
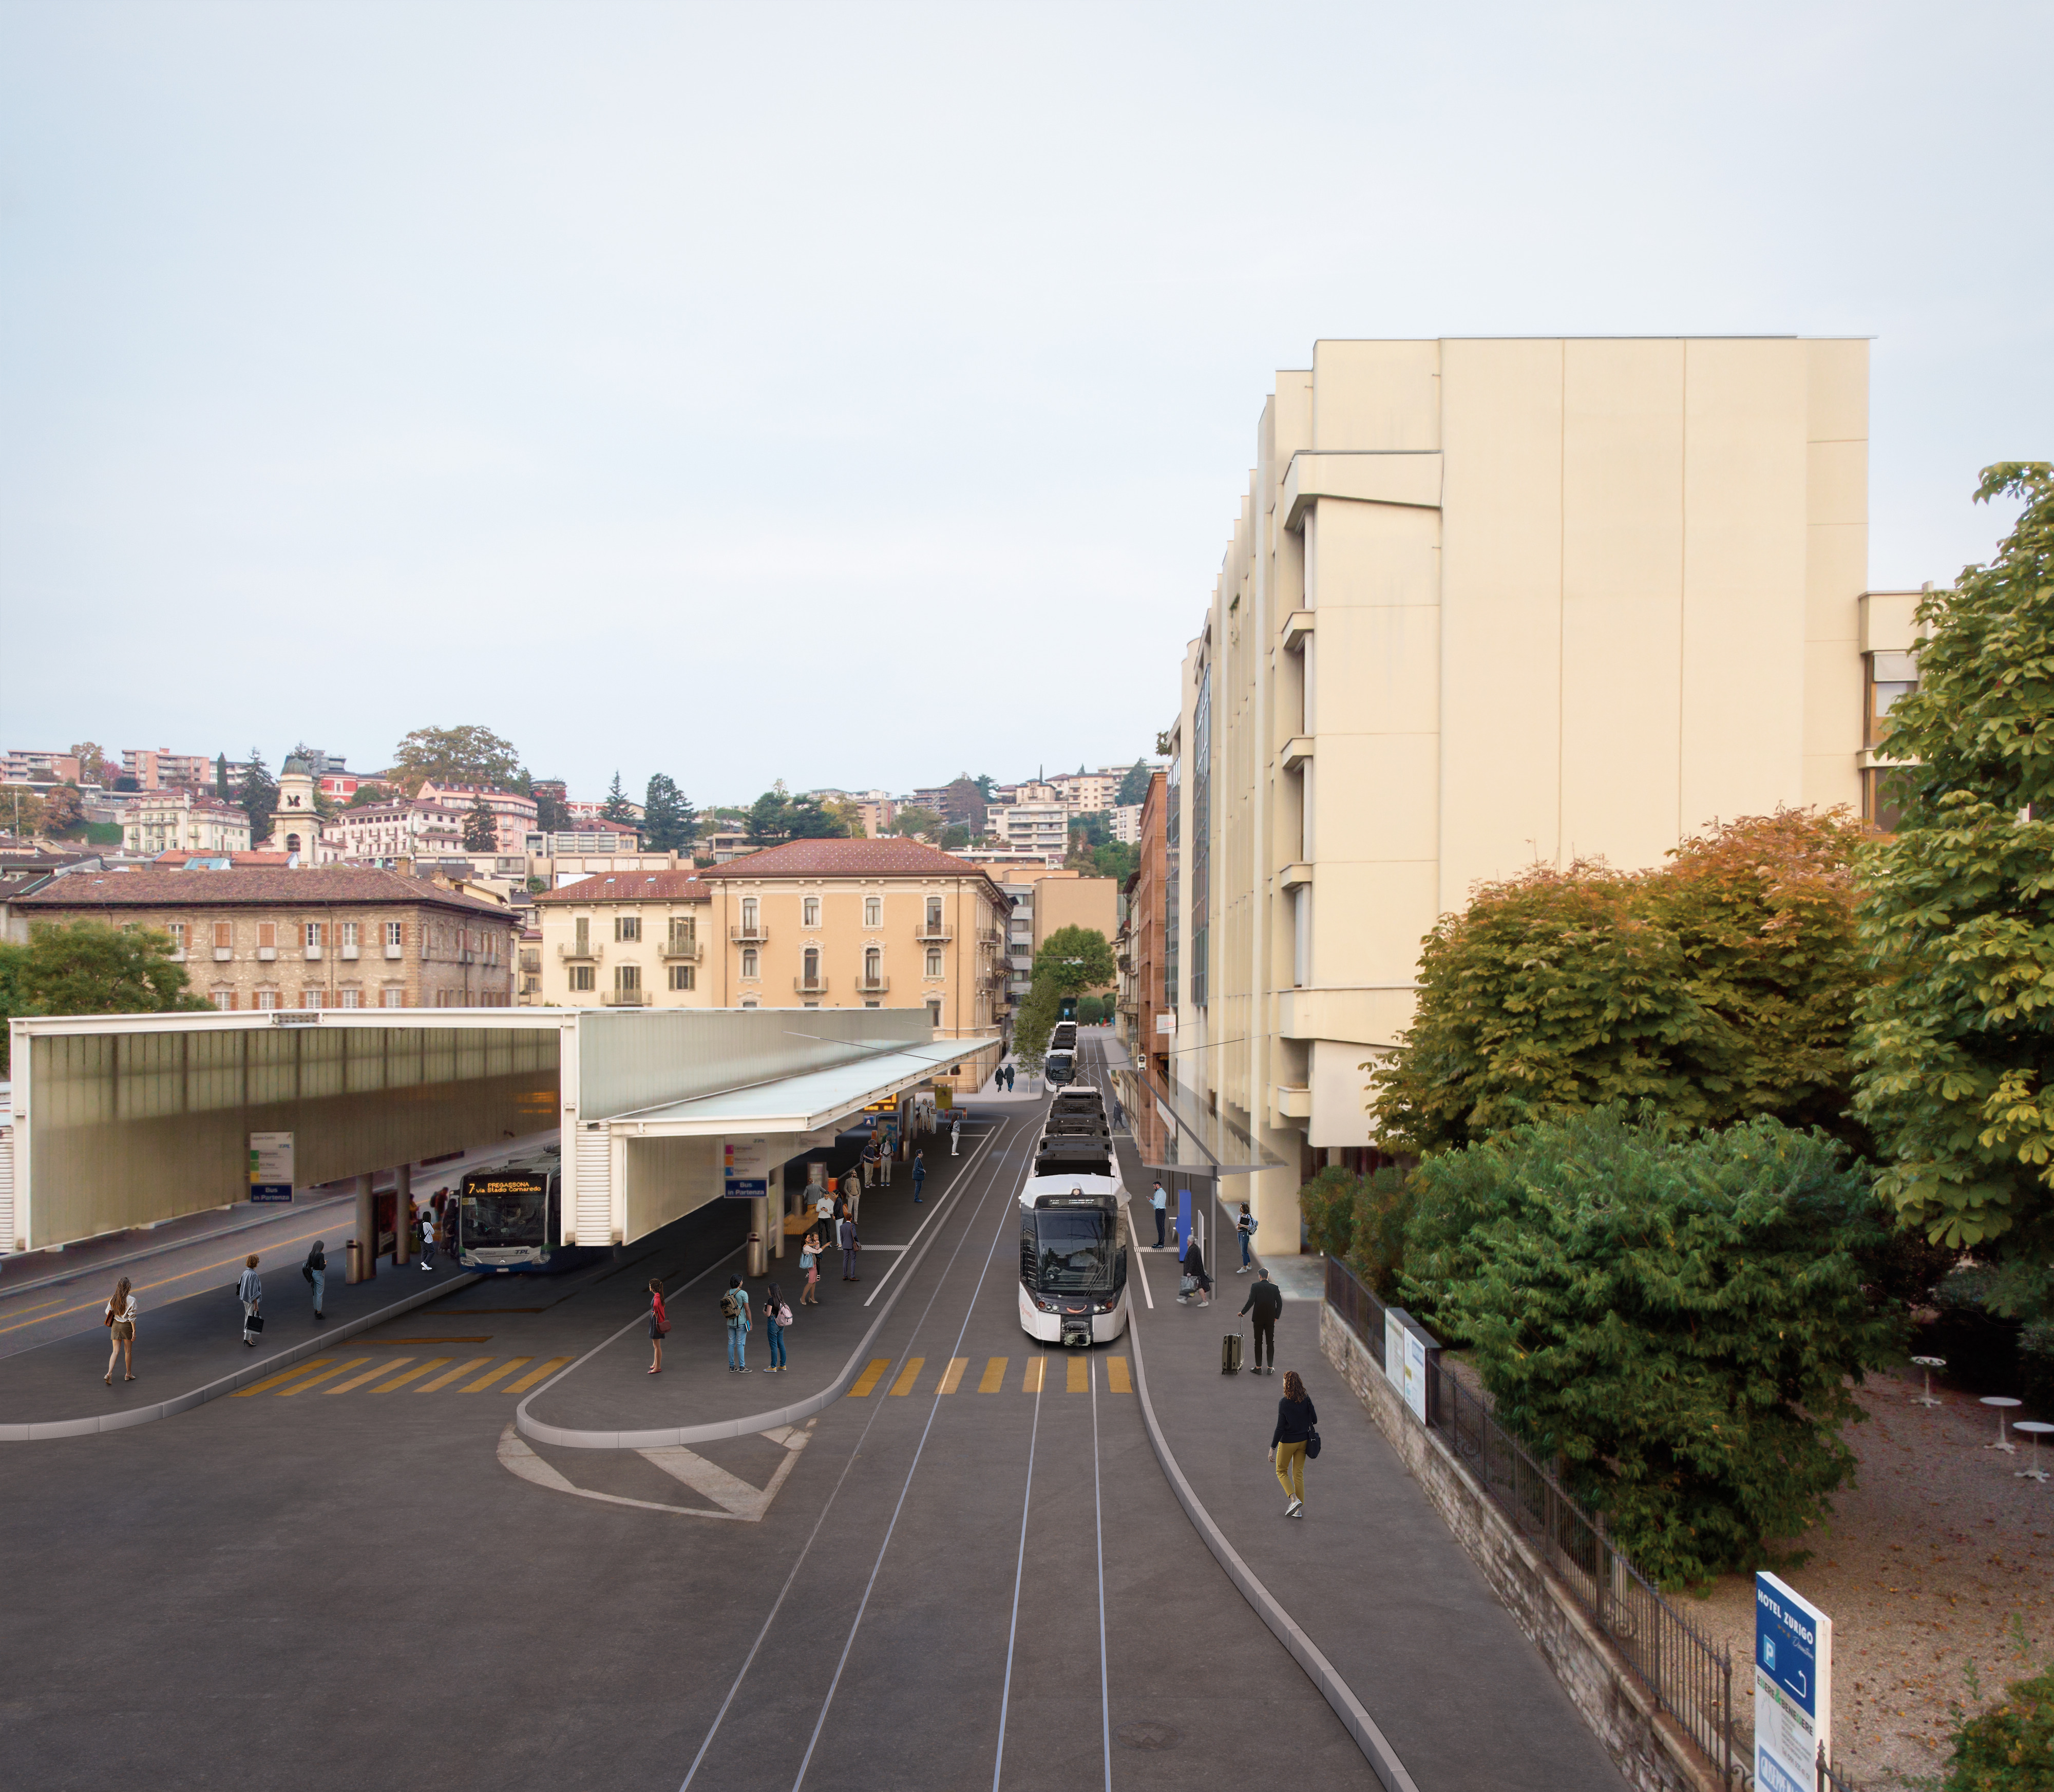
[0,1272,483,1442]
[517,1118,1015,1451]
[1125,1289,1420,1792]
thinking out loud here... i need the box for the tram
[455,1150,578,1274]
[1043,1046,1076,1085]
[1018,1091,1129,1346]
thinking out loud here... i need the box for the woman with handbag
[799,1230,822,1305]
[103,1276,137,1384]
[646,1278,669,1374]
[237,1255,263,1347]
[762,1281,789,1374]
[1269,1368,1319,1519]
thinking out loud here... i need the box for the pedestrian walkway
[846,1352,1133,1395]
[233,1353,574,1400]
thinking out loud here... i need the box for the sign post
[249,1132,294,1203]
[722,1137,771,1200]
[1754,1572,1832,1792]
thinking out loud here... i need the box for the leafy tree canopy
[69,741,110,784]
[1371,809,1865,1156]
[1009,925,1116,1073]
[1402,1108,1898,1586]
[347,781,389,809]
[642,775,696,852]
[973,774,995,800]
[1852,465,2054,1309]
[1116,758,1153,808]
[531,783,570,834]
[389,725,523,795]
[2,785,51,838]
[890,805,943,840]
[937,822,970,850]
[1,922,210,1073]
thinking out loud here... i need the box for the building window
[926,948,943,978]
[570,965,596,992]
[741,896,759,934]
[257,922,277,951]
[864,897,881,928]
[741,948,758,979]
[215,921,233,951]
[574,917,590,955]
[669,964,695,990]
[926,999,942,1026]
[865,999,881,1008]
[302,989,321,1008]
[669,917,696,952]
[256,989,279,1010]
[340,988,360,1008]
[1866,651,1919,750]
[925,897,943,933]
[803,896,820,929]
[382,987,405,1008]
[740,998,758,1008]
[1862,767,1913,834]
[163,922,186,951]
[802,946,820,986]
[864,946,881,985]
[616,964,641,994]
[212,989,235,1010]
[341,922,358,949]
[616,914,641,942]
[386,921,404,948]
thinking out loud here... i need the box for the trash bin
[746,1229,767,1279]
[346,1238,365,1285]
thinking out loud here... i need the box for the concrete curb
[0,1272,483,1442]
[1125,1299,1421,1792]
[516,1117,1015,1451]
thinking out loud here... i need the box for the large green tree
[389,725,523,794]
[642,775,696,852]
[1401,1109,1898,1586]
[1852,464,2054,1316]
[746,787,789,844]
[1115,758,1153,807]
[599,772,638,829]
[462,794,498,852]
[236,749,277,846]
[1010,926,1117,1072]
[889,805,942,840]
[1371,809,1865,1155]
[0,922,211,1072]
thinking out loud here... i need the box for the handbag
[1179,1274,1197,1295]
[1306,1425,1322,1460]
[245,1311,265,1333]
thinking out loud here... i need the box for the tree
[236,749,277,846]
[890,805,942,840]
[1370,809,1865,1156]
[69,742,110,785]
[1,785,49,838]
[215,754,231,801]
[1116,758,1152,807]
[642,775,696,852]
[821,796,865,836]
[973,773,996,800]
[1852,465,2054,1320]
[1010,926,1117,1072]
[746,789,790,844]
[347,781,389,809]
[0,921,211,1073]
[388,725,523,795]
[937,822,970,851]
[462,794,498,852]
[785,796,847,840]
[531,781,570,834]
[1401,1108,1898,1586]
[600,772,637,828]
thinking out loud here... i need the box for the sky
[2,2,2047,807]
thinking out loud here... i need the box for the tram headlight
[1096,1295,1118,1312]
[1031,1292,1059,1312]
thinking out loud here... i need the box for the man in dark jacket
[1239,1268,1284,1375]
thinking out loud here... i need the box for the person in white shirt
[237,1255,262,1346]
[950,1116,962,1157]
[103,1276,138,1384]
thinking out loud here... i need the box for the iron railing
[1325,1256,1741,1786]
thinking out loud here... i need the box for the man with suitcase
[1239,1268,1283,1376]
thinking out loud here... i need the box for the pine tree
[600,772,637,828]
[642,774,696,852]
[1116,758,1152,807]
[462,794,498,852]
[236,749,277,846]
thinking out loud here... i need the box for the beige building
[15,867,518,1009]
[532,837,1006,1067]
[1164,334,1873,1250]
[121,788,252,857]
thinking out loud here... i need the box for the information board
[249,1132,294,1203]
[1384,1309,1430,1421]
[722,1136,771,1200]
[1755,1572,1832,1792]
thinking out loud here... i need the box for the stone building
[120,789,253,857]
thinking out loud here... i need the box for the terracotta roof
[16,866,515,920]
[538,869,710,904]
[691,835,1006,902]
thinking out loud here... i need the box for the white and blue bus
[456,1151,575,1274]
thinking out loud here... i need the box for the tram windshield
[461,1176,548,1248]
[1030,1209,1116,1293]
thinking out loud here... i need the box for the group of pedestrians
[644,1272,792,1375]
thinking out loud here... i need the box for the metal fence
[1324,1256,1744,1787]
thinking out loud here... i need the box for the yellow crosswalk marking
[1107,1356,1132,1394]
[327,1359,407,1395]
[1022,1358,1044,1394]
[850,1358,890,1397]
[373,1358,450,1393]
[939,1358,968,1395]
[978,1356,1007,1393]
[275,1358,370,1396]
[1067,1355,1088,1393]
[235,1357,334,1397]
[889,1357,925,1396]
[462,1358,528,1392]
[503,1356,573,1394]
[419,1357,492,1391]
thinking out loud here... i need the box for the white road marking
[496,1422,809,1522]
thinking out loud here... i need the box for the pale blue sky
[2,2,2045,806]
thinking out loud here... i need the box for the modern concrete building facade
[1163,335,1873,1250]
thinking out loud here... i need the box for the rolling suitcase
[1222,1329,1243,1375]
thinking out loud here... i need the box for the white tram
[1017,1083,1130,1346]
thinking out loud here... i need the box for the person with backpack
[646,1278,669,1374]
[1270,1368,1319,1518]
[103,1276,137,1384]
[237,1255,263,1346]
[799,1229,823,1305]
[302,1239,327,1321]
[1235,1202,1258,1273]
[721,1274,751,1371]
[1239,1268,1283,1375]
[762,1281,790,1373]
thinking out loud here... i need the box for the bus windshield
[462,1184,547,1248]
[1031,1210,1116,1293]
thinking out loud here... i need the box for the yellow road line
[939,1357,968,1395]
[850,1358,890,1397]
[1107,1356,1132,1393]
[234,1357,334,1397]
[1022,1358,1044,1394]
[276,1357,371,1395]
[889,1357,925,1396]
[978,1356,1007,1394]
[373,1358,449,1393]
[1067,1355,1088,1393]
[503,1356,573,1393]
[462,1358,528,1392]
[418,1357,491,1391]
[327,1358,408,1395]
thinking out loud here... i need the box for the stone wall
[1321,1305,1729,1792]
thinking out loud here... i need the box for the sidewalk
[1118,1141,1627,1792]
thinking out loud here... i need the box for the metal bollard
[346,1238,365,1284]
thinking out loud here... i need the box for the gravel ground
[1686,1363,2053,1787]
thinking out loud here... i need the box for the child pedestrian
[103,1276,137,1384]
[763,1282,789,1373]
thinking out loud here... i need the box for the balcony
[730,924,769,944]
[1273,1084,1313,1121]
[1281,609,1316,653]
[978,928,1002,945]
[855,976,889,995]
[661,937,703,961]
[794,976,829,996]
[558,941,602,962]
[915,924,953,943]
[1281,735,1315,773]
[1279,862,1314,890]
[601,988,651,1007]
[518,951,541,974]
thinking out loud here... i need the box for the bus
[456,1151,576,1274]
[1018,1181,1129,1348]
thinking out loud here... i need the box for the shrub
[1297,1166,1361,1260]
[1942,1663,2054,1790]
[1344,1167,1415,1299]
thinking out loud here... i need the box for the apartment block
[121,749,216,790]
[121,788,253,857]
[414,783,540,855]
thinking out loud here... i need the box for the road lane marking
[373,1358,449,1393]
[861,1115,1013,1308]
[503,1356,573,1393]
[1022,1358,1044,1394]
[273,1357,369,1395]
[1067,1355,1088,1393]
[326,1359,406,1394]
[849,1358,891,1397]
[418,1357,492,1391]
[888,1357,925,1396]
[463,1358,528,1392]
[1107,1357,1131,1393]
[978,1356,1007,1393]
[234,1357,336,1396]
[938,1357,968,1395]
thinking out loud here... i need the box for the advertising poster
[249,1132,294,1203]
[722,1136,771,1200]
[1755,1572,1832,1792]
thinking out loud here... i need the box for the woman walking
[237,1255,263,1347]
[762,1281,789,1374]
[103,1277,137,1384]
[1270,1368,1318,1519]
[799,1229,822,1304]
[303,1239,327,1321]
[646,1278,669,1374]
